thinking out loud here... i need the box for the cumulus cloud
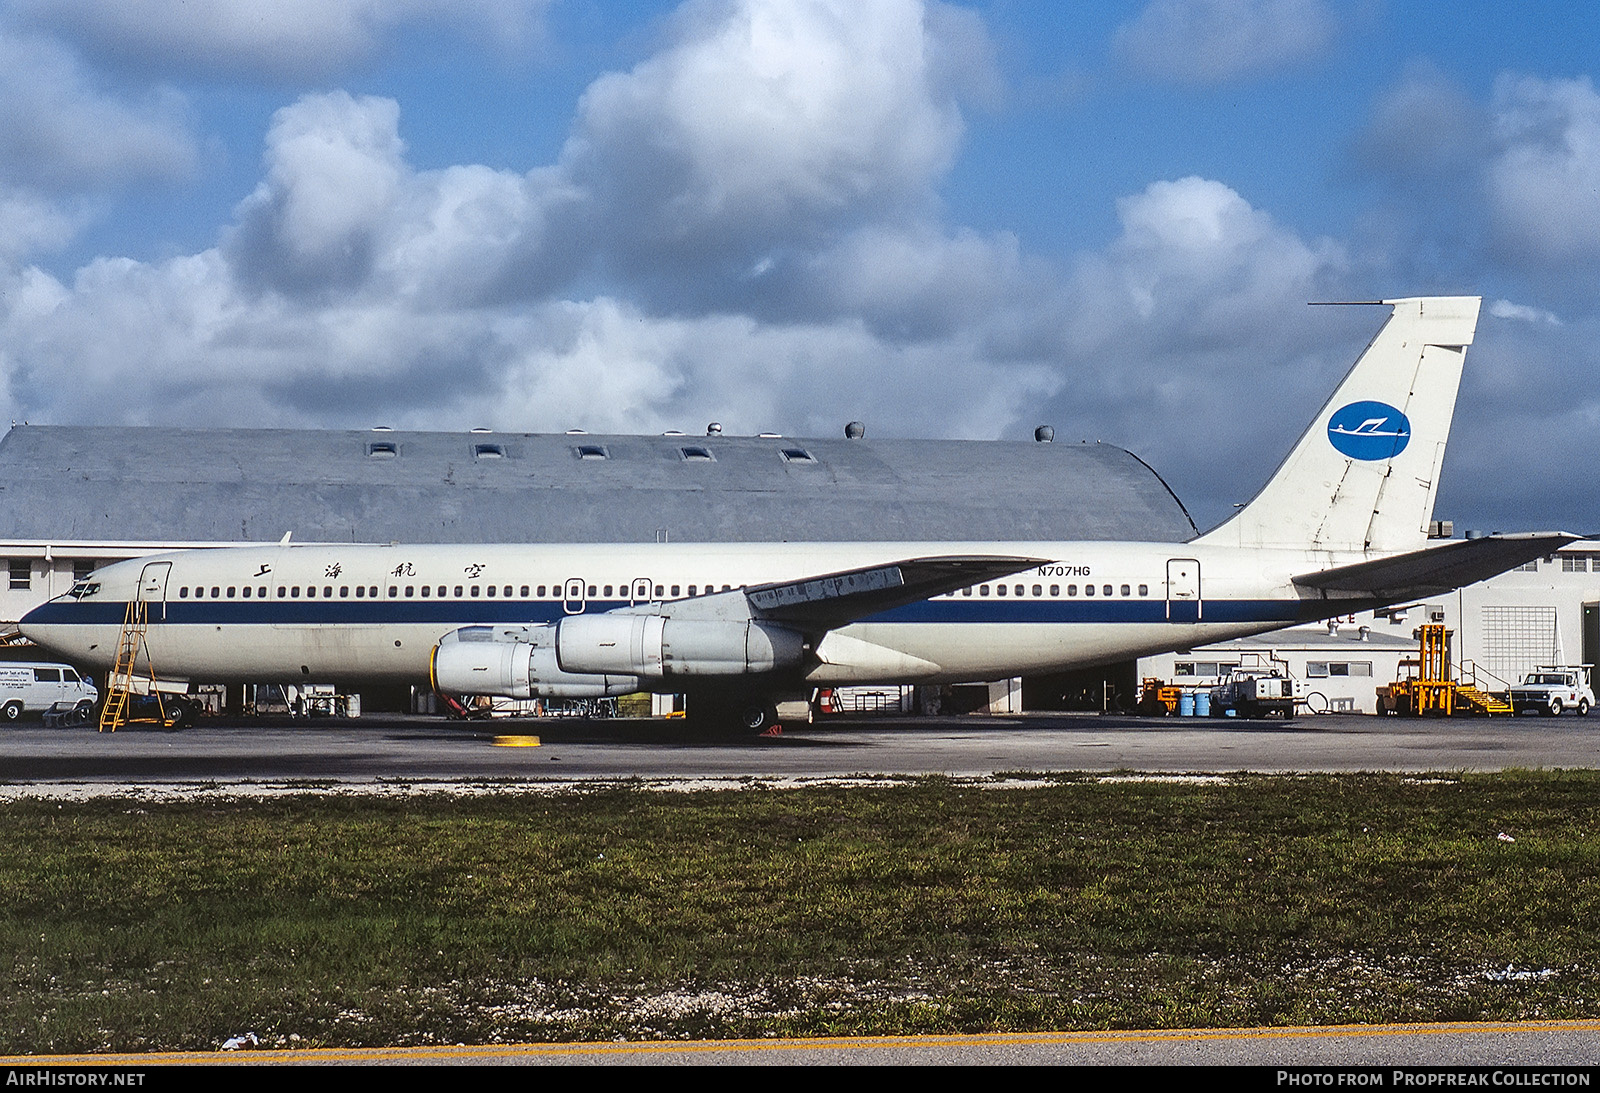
[0,29,193,192]
[1036,177,1354,523]
[0,189,93,263]
[1354,63,1482,183]
[1115,0,1336,85]
[1358,71,1600,289]
[1486,75,1600,268]
[11,0,548,81]
[563,0,981,298]
[228,92,410,297]
[0,0,1051,445]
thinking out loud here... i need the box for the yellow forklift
[1375,623,1512,716]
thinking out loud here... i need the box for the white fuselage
[22,539,1372,689]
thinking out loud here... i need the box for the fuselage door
[1166,558,1201,623]
[138,561,171,621]
[563,577,587,615]
[630,578,653,606]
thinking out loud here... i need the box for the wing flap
[750,555,1051,627]
[1293,532,1581,596]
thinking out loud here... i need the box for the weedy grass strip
[1,771,1598,1051]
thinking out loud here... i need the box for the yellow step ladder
[99,597,168,731]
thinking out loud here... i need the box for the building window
[679,446,714,462]
[574,445,609,460]
[8,559,30,590]
[1563,556,1587,572]
[780,448,816,464]
[73,559,96,582]
[367,441,399,458]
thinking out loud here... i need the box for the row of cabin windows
[957,583,1150,598]
[175,582,740,600]
[175,580,1152,600]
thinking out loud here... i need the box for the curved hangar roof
[0,425,1197,545]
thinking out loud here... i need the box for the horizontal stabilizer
[1293,533,1581,597]
[749,555,1049,627]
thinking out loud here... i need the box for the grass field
[2,771,1598,1052]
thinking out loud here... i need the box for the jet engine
[556,614,805,677]
[431,624,638,698]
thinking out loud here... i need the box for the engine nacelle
[432,625,639,698]
[556,615,804,677]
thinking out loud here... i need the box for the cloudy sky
[0,0,1596,535]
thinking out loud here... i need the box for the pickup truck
[1507,667,1593,716]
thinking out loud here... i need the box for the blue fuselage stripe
[26,598,1303,628]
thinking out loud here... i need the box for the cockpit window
[68,581,101,599]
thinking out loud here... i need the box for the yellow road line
[7,1021,1600,1065]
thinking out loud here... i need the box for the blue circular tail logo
[1327,401,1411,460]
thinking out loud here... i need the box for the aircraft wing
[746,555,1050,627]
[619,554,1049,630]
[1292,532,1582,597]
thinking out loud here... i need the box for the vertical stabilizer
[1194,296,1481,553]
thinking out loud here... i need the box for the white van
[0,662,98,721]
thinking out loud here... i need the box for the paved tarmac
[1,710,1597,786]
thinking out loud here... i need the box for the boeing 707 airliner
[21,296,1574,730]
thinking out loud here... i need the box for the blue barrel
[1195,691,1211,717]
[1178,693,1195,717]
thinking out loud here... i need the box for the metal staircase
[1454,683,1514,716]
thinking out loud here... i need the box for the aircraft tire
[1,700,22,722]
[165,699,197,731]
[689,695,779,735]
[737,701,780,735]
